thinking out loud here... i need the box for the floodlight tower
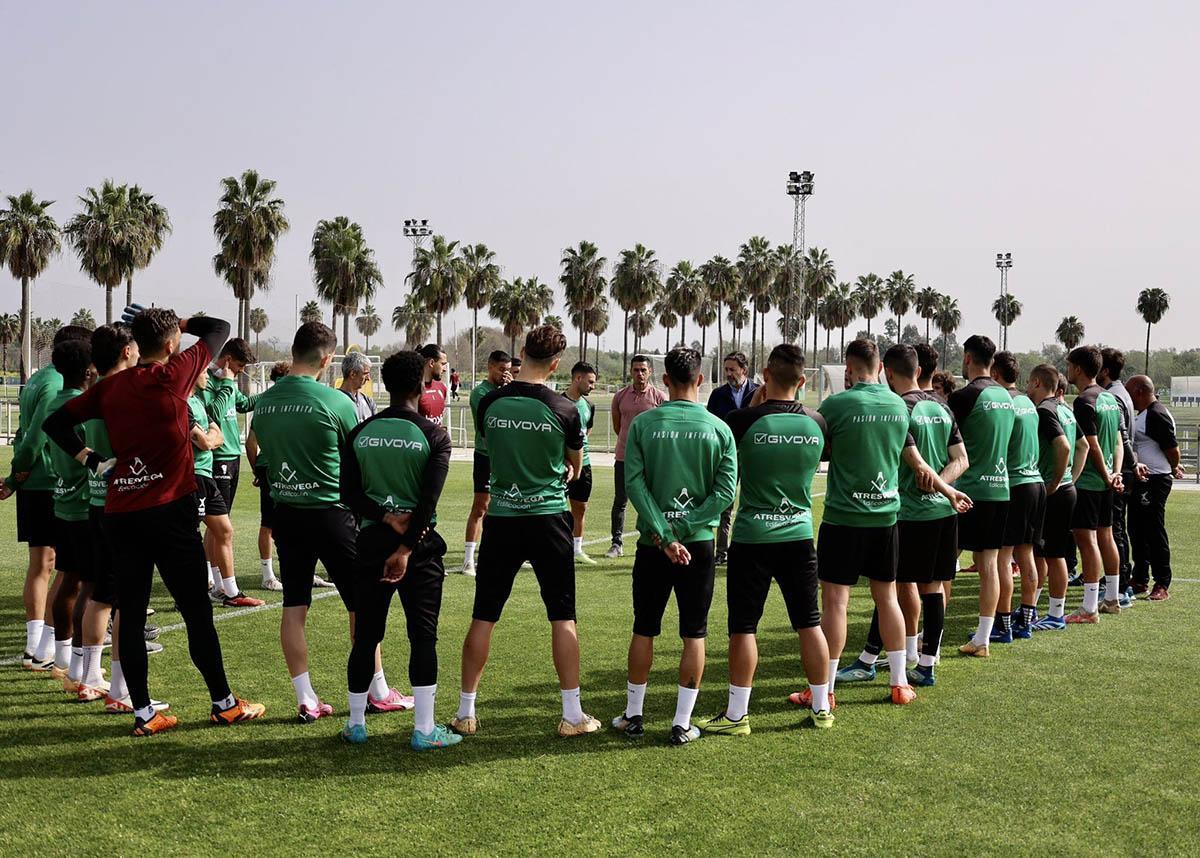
[995,251,1013,348]
[785,171,814,344]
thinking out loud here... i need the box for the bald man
[1125,376,1180,601]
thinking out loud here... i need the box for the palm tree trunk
[926,318,931,343]
[680,317,687,348]
[811,313,819,368]
[840,326,846,361]
[343,313,351,357]
[1145,322,1151,374]
[105,286,114,325]
[716,311,724,362]
[622,310,629,383]
[939,332,946,369]
[749,311,758,376]
[594,333,600,369]
[825,326,830,363]
[20,276,31,384]
[471,308,479,386]
[510,333,516,356]
[436,312,443,348]
[866,315,872,337]
[700,325,707,374]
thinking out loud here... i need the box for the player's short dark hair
[488,350,511,365]
[845,338,879,367]
[291,322,338,365]
[270,360,291,382]
[54,325,93,347]
[524,325,567,362]
[963,334,996,368]
[219,337,256,365]
[1100,347,1125,379]
[664,347,702,385]
[571,361,596,377]
[1029,363,1059,393]
[1056,372,1069,396]
[883,344,919,378]
[992,350,1019,384]
[914,343,938,382]
[418,343,444,361]
[766,344,805,388]
[1067,345,1102,379]
[381,350,425,398]
[131,308,180,354]
[724,351,747,369]
[90,323,134,375]
[52,339,92,388]
[510,357,522,368]
[630,353,651,367]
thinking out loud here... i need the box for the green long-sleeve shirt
[46,388,91,521]
[200,372,259,459]
[623,399,737,546]
[7,365,63,491]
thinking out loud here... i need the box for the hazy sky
[3,1,1197,354]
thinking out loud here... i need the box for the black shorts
[897,516,960,583]
[727,539,819,633]
[472,513,576,623]
[16,489,55,547]
[567,464,593,503]
[87,505,118,605]
[1072,487,1113,531]
[353,524,447,639]
[1003,482,1046,547]
[632,540,717,639]
[1035,484,1077,559]
[212,457,240,510]
[194,474,229,519]
[54,517,93,578]
[817,522,898,586]
[273,504,357,609]
[472,452,491,495]
[958,500,1009,551]
[256,468,275,529]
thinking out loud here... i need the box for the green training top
[819,382,914,528]
[566,393,595,467]
[1005,390,1042,487]
[947,376,1015,502]
[84,416,112,507]
[251,374,360,508]
[726,401,825,543]
[476,381,584,517]
[898,389,962,522]
[7,365,63,491]
[1073,383,1122,492]
[624,399,737,546]
[470,380,497,455]
[201,372,258,459]
[46,388,90,521]
[1035,397,1075,487]
[188,394,214,478]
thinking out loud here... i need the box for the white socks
[464,543,477,566]
[210,565,222,592]
[905,635,918,664]
[573,537,583,555]
[82,645,104,687]
[413,684,437,734]
[221,575,239,598]
[1033,587,1043,606]
[291,671,318,709]
[561,687,584,723]
[828,659,840,693]
[1082,582,1100,614]
[858,649,877,666]
[887,651,908,687]
[1048,596,1066,618]
[348,691,369,727]
[972,616,994,647]
[457,691,477,720]
[726,684,752,721]
[35,626,55,661]
[69,647,84,682]
[369,670,389,700]
[261,558,276,581]
[55,638,72,669]
[673,686,699,729]
[1104,575,1120,602]
[213,693,236,710]
[134,705,155,722]
[110,660,128,700]
[25,619,43,655]
[625,681,646,718]
[809,682,830,713]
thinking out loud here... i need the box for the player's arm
[1146,407,1183,478]
[903,444,971,512]
[235,389,260,413]
[1045,435,1070,495]
[205,375,237,423]
[245,427,260,470]
[339,419,388,525]
[622,423,674,546]
[941,442,969,485]
[41,385,111,478]
[201,422,224,450]
[179,315,231,363]
[558,393,585,484]
[6,385,51,488]
[611,390,622,436]
[398,425,452,550]
[1112,429,1125,489]
[677,428,738,530]
[1072,436,1089,484]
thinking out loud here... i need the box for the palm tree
[408,235,463,346]
[934,295,962,369]
[885,271,916,338]
[489,276,554,354]
[727,301,750,353]
[392,292,434,348]
[699,254,739,357]
[991,294,1022,350]
[586,298,610,368]
[853,273,886,336]
[803,247,837,366]
[70,308,96,330]
[64,180,139,324]
[611,244,662,380]
[737,236,775,375]
[1055,315,1085,351]
[0,313,20,374]
[560,241,607,360]
[914,286,941,343]
[1136,287,1171,374]
[664,261,701,347]
[822,282,857,360]
[125,185,171,308]
[0,191,61,382]
[654,296,678,353]
[355,304,380,353]
[772,244,805,346]
[212,169,289,341]
[692,290,718,371]
[544,314,565,332]
[628,308,656,355]
[249,307,269,351]
[460,242,501,384]
[300,300,323,325]
[310,216,383,353]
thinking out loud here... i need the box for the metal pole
[790,194,801,344]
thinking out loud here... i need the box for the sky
[2,0,1197,355]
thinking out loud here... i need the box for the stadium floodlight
[781,170,815,350]
[995,250,1013,347]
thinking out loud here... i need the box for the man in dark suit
[706,352,759,563]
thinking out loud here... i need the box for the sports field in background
[1,447,1198,856]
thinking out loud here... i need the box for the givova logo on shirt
[487,415,553,432]
[753,432,820,446]
[112,456,164,492]
[358,436,423,450]
[851,471,897,504]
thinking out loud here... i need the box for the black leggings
[105,495,231,709]
[347,527,446,693]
